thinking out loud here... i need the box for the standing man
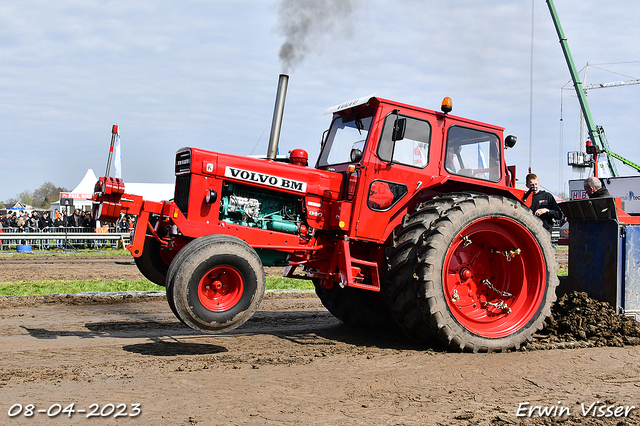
[38,211,53,229]
[525,173,563,233]
[66,209,81,227]
[584,176,611,198]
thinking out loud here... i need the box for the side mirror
[350,148,363,163]
[505,135,517,149]
[392,117,406,141]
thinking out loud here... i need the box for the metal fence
[0,227,132,251]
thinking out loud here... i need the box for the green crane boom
[545,0,640,176]
[598,125,640,173]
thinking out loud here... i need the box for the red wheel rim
[198,265,244,312]
[443,216,546,338]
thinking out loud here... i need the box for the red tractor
[93,75,557,352]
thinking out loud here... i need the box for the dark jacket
[84,216,96,230]
[588,187,611,198]
[39,215,53,229]
[530,190,563,232]
[66,213,81,227]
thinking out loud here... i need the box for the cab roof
[325,95,504,133]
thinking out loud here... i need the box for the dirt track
[0,252,639,425]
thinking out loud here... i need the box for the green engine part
[220,182,301,234]
[254,248,289,266]
[268,219,299,233]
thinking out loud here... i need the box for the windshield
[317,108,374,167]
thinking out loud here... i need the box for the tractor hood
[182,147,344,200]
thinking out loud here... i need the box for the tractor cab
[316,95,520,242]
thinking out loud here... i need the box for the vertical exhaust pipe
[267,74,289,160]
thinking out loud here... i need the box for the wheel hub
[459,267,472,281]
[198,266,244,312]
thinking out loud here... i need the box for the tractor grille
[175,149,191,175]
[174,174,191,215]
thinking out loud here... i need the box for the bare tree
[33,182,67,209]
[17,190,33,207]
[3,182,69,209]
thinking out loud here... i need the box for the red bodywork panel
[92,96,527,291]
[616,198,640,225]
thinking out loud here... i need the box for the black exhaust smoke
[267,74,289,160]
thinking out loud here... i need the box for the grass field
[0,249,564,296]
[0,277,313,297]
[0,249,313,296]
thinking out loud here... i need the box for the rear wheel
[168,235,265,332]
[385,193,558,352]
[313,279,393,329]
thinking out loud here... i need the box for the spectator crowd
[0,209,135,250]
[1,209,97,232]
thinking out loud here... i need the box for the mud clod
[537,291,640,348]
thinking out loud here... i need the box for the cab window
[378,114,431,168]
[317,109,374,167]
[445,126,501,182]
[367,180,407,211]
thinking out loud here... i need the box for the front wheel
[385,193,558,352]
[169,235,265,332]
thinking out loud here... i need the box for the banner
[114,133,121,179]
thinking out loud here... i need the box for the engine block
[220,182,301,234]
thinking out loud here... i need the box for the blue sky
[1,0,639,202]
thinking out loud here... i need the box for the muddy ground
[0,250,639,425]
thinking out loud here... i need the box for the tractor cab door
[354,112,433,241]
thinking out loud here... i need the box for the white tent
[49,169,99,213]
[10,201,28,211]
[125,183,175,202]
[66,168,98,201]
